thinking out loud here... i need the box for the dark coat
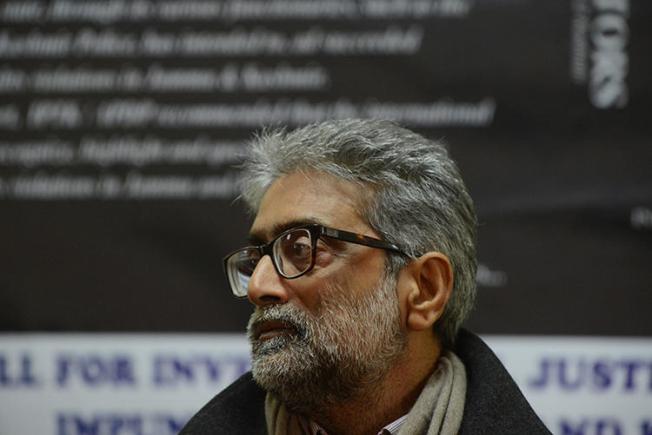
[180,329,551,434]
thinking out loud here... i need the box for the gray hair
[240,119,477,347]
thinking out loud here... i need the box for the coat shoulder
[456,329,552,434]
[180,372,266,435]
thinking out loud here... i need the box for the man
[181,119,550,435]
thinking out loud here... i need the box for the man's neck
[310,334,441,435]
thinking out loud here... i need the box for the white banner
[1,334,650,435]
[486,336,652,435]
[0,334,249,435]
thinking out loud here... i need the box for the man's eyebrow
[247,217,328,245]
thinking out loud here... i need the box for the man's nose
[247,255,290,306]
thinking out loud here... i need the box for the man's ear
[404,252,454,331]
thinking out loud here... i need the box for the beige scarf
[397,350,466,435]
[265,350,466,435]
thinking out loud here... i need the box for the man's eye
[291,241,311,258]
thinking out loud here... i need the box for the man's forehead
[248,216,327,243]
[247,171,368,242]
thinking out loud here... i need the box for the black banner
[1,0,650,335]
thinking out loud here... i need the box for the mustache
[247,304,310,341]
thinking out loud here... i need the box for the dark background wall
[1,0,650,337]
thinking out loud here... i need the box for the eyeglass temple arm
[320,227,406,255]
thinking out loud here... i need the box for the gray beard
[247,272,407,415]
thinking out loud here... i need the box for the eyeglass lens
[273,228,313,277]
[227,228,315,296]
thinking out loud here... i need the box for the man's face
[245,171,407,412]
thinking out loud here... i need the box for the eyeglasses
[223,224,407,297]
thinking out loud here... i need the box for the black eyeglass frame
[223,223,409,297]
